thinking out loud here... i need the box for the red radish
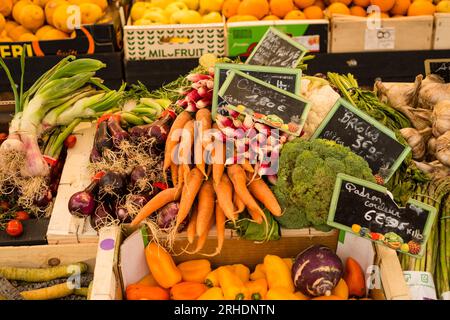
[186,102,198,113]
[177,98,188,107]
[196,98,211,109]
[186,74,211,82]
[186,89,201,102]
[64,135,77,148]
[197,86,208,98]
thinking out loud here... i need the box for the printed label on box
[364,27,395,50]
[403,271,437,300]
[293,35,320,52]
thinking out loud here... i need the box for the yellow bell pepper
[197,287,225,300]
[264,255,295,292]
[283,258,293,270]
[145,242,182,289]
[218,266,248,300]
[205,268,220,288]
[230,264,250,283]
[245,279,268,300]
[294,291,310,300]
[177,259,211,283]
[265,287,301,300]
[250,264,266,281]
[137,273,158,287]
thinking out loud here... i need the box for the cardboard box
[226,20,329,57]
[330,15,433,53]
[433,13,450,50]
[0,227,122,300]
[124,19,225,60]
[94,224,410,300]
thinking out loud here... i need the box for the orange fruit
[237,0,269,19]
[368,11,390,17]
[407,0,435,15]
[329,0,352,6]
[284,9,306,19]
[8,25,31,41]
[18,32,38,41]
[313,0,326,9]
[39,27,68,40]
[350,5,367,15]
[19,4,45,31]
[370,0,395,11]
[262,14,280,19]
[227,14,259,21]
[0,0,13,17]
[222,0,240,18]
[270,0,294,18]
[390,0,410,15]
[304,5,324,18]
[326,2,351,16]
[294,0,315,9]
[353,0,370,6]
[79,3,103,24]
[0,14,5,33]
[45,0,67,26]
[0,36,13,42]
[12,0,32,22]
[4,20,18,34]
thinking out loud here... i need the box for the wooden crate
[433,13,450,50]
[46,123,98,245]
[330,15,433,53]
[0,227,121,300]
[99,225,410,300]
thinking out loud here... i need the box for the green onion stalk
[0,55,123,178]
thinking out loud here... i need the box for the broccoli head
[273,138,375,230]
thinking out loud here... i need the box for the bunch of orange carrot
[130,109,282,255]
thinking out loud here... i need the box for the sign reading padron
[328,174,436,257]
[246,27,308,68]
[212,63,302,119]
[424,58,450,83]
[312,98,410,182]
[218,70,310,136]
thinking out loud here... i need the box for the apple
[202,11,222,23]
[199,0,224,14]
[179,0,199,10]
[143,10,169,24]
[164,2,189,18]
[170,9,202,24]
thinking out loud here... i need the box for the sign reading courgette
[328,173,436,257]
[212,63,302,119]
[218,70,310,136]
[312,98,410,182]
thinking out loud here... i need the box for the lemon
[179,0,199,9]
[130,1,149,21]
[164,2,189,19]
[199,53,218,68]
[351,224,361,233]
[170,9,202,23]
[143,10,169,23]
[437,0,450,12]
[202,11,222,23]
[199,0,224,14]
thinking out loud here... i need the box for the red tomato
[0,133,7,145]
[0,200,9,211]
[64,135,77,148]
[6,220,23,237]
[15,211,30,221]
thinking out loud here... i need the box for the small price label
[365,27,395,50]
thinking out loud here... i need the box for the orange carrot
[233,192,245,215]
[227,165,267,225]
[196,180,215,237]
[178,164,184,189]
[247,174,282,217]
[212,143,226,186]
[180,120,195,183]
[241,159,254,173]
[195,109,212,178]
[176,168,204,229]
[213,173,236,222]
[187,202,198,244]
[163,111,192,173]
[170,163,178,187]
[215,202,226,254]
[192,212,214,254]
[131,187,181,227]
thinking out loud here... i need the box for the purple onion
[68,181,98,218]
[130,166,147,189]
[156,202,182,230]
[90,203,112,230]
[292,245,343,297]
[34,189,53,208]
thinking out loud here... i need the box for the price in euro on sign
[327,174,437,257]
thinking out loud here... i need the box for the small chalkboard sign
[218,70,310,136]
[246,27,308,68]
[328,174,436,257]
[425,58,450,83]
[311,98,410,182]
[212,63,302,119]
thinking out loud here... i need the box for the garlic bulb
[428,137,436,159]
[414,160,450,179]
[432,100,450,137]
[435,131,450,167]
[400,128,426,160]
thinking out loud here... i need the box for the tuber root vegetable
[435,131,450,167]
[432,101,450,138]
[0,263,88,282]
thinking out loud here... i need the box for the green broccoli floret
[273,138,375,230]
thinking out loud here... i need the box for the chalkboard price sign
[212,63,302,119]
[425,58,450,83]
[312,98,410,182]
[218,70,310,136]
[328,174,436,257]
[246,27,308,68]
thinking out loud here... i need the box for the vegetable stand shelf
[124,50,450,89]
[95,225,410,300]
[0,226,122,300]
[0,52,124,92]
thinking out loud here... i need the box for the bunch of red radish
[176,72,214,112]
